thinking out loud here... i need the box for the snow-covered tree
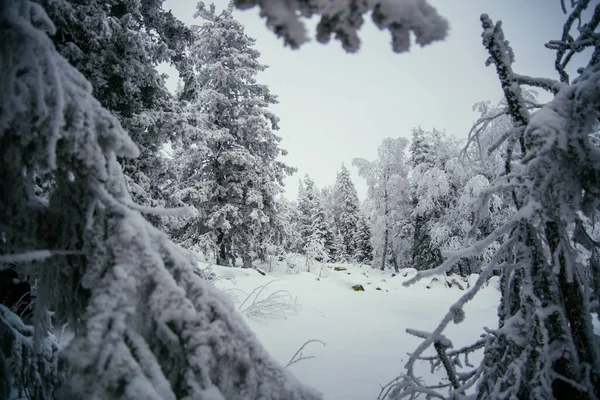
[319,185,336,227]
[0,1,320,398]
[278,197,304,254]
[353,214,373,264]
[409,126,512,276]
[331,165,361,259]
[389,3,600,399]
[332,230,347,263]
[172,3,294,268]
[409,127,460,272]
[354,137,411,271]
[310,198,336,258]
[297,176,335,258]
[304,233,329,270]
[297,176,316,250]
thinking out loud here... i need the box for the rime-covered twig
[403,240,516,389]
[57,322,69,346]
[285,339,326,368]
[546,0,599,83]
[238,280,300,322]
[11,291,33,319]
[418,337,487,362]
[377,374,445,400]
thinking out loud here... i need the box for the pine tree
[173,3,294,267]
[319,186,336,222]
[332,164,361,259]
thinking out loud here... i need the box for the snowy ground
[203,258,502,399]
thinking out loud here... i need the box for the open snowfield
[203,259,502,399]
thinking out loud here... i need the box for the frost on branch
[232,0,449,53]
[0,0,320,398]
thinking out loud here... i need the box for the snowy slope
[206,261,501,399]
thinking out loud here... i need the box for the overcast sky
[162,0,569,201]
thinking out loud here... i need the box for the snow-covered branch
[232,0,449,53]
[0,250,82,265]
[512,74,566,95]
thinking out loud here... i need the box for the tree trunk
[216,230,230,266]
[380,171,389,271]
[241,253,252,269]
[547,221,600,399]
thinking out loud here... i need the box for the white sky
[162,0,569,201]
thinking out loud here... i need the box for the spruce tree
[310,196,336,259]
[173,3,294,267]
[332,164,361,259]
